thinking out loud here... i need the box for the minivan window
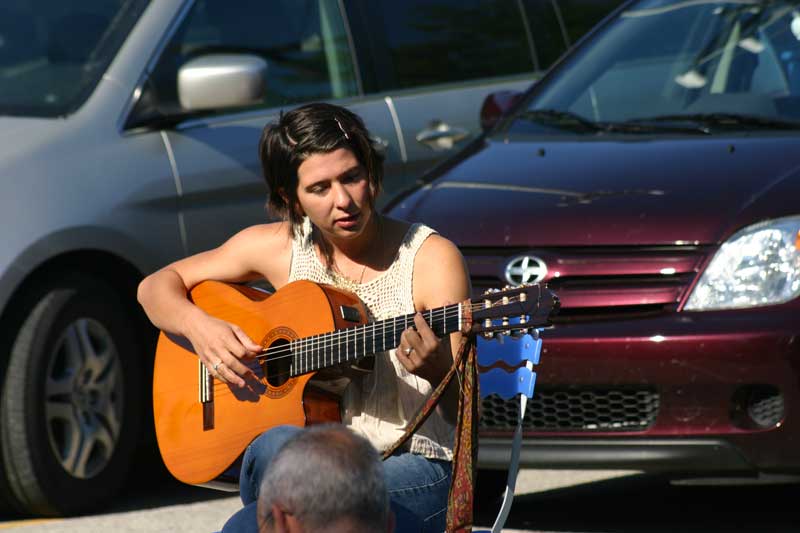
[521,0,570,69]
[555,0,625,45]
[147,0,359,115]
[0,0,150,117]
[511,0,800,134]
[359,0,534,91]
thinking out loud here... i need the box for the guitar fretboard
[287,303,462,376]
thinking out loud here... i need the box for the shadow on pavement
[0,462,235,523]
[476,474,800,533]
[106,460,237,514]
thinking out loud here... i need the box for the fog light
[732,385,784,429]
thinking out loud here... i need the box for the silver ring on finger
[213,361,222,372]
[404,347,413,355]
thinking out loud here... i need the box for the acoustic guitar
[152,279,558,487]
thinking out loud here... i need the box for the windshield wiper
[516,109,605,133]
[518,109,709,134]
[602,120,710,135]
[630,113,800,131]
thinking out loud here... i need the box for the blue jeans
[226,425,452,533]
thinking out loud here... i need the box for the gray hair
[256,424,389,532]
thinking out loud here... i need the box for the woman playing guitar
[137,102,470,532]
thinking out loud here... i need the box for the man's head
[258,103,384,235]
[256,425,393,533]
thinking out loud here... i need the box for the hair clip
[284,128,298,146]
[278,110,298,146]
[335,117,350,140]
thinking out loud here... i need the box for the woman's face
[295,147,374,244]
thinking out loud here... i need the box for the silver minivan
[0,0,617,516]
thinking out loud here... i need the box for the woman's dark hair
[258,103,384,234]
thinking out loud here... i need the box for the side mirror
[178,54,267,111]
[480,90,523,131]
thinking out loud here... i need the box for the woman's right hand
[183,307,262,388]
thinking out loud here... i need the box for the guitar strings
[249,295,531,363]
[210,294,539,384]
[219,304,466,388]
[255,306,462,362]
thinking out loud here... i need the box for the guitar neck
[285,302,463,376]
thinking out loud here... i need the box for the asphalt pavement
[0,469,641,532]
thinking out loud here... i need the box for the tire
[0,277,143,516]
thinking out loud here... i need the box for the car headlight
[684,216,800,311]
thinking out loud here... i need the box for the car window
[0,0,149,117]
[512,0,800,131]
[147,0,359,114]
[520,0,569,69]
[554,0,625,45]
[355,0,534,92]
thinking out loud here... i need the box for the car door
[346,0,555,198]
[141,0,403,255]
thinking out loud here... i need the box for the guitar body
[153,280,369,486]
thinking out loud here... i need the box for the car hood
[393,134,800,246]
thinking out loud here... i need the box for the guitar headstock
[471,284,559,337]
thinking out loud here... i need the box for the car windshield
[0,0,150,118]
[509,0,800,135]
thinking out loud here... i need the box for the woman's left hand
[396,312,453,385]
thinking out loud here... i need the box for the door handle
[415,120,469,151]
[371,135,390,157]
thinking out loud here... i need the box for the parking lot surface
[0,470,639,532]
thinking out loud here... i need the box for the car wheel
[0,278,143,516]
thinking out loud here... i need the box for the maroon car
[386,0,800,481]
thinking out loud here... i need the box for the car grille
[480,386,660,432]
[464,245,711,321]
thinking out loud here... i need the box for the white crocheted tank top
[288,217,454,461]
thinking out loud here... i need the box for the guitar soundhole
[265,339,292,387]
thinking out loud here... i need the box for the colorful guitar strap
[381,299,478,533]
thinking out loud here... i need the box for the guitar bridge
[199,360,214,430]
